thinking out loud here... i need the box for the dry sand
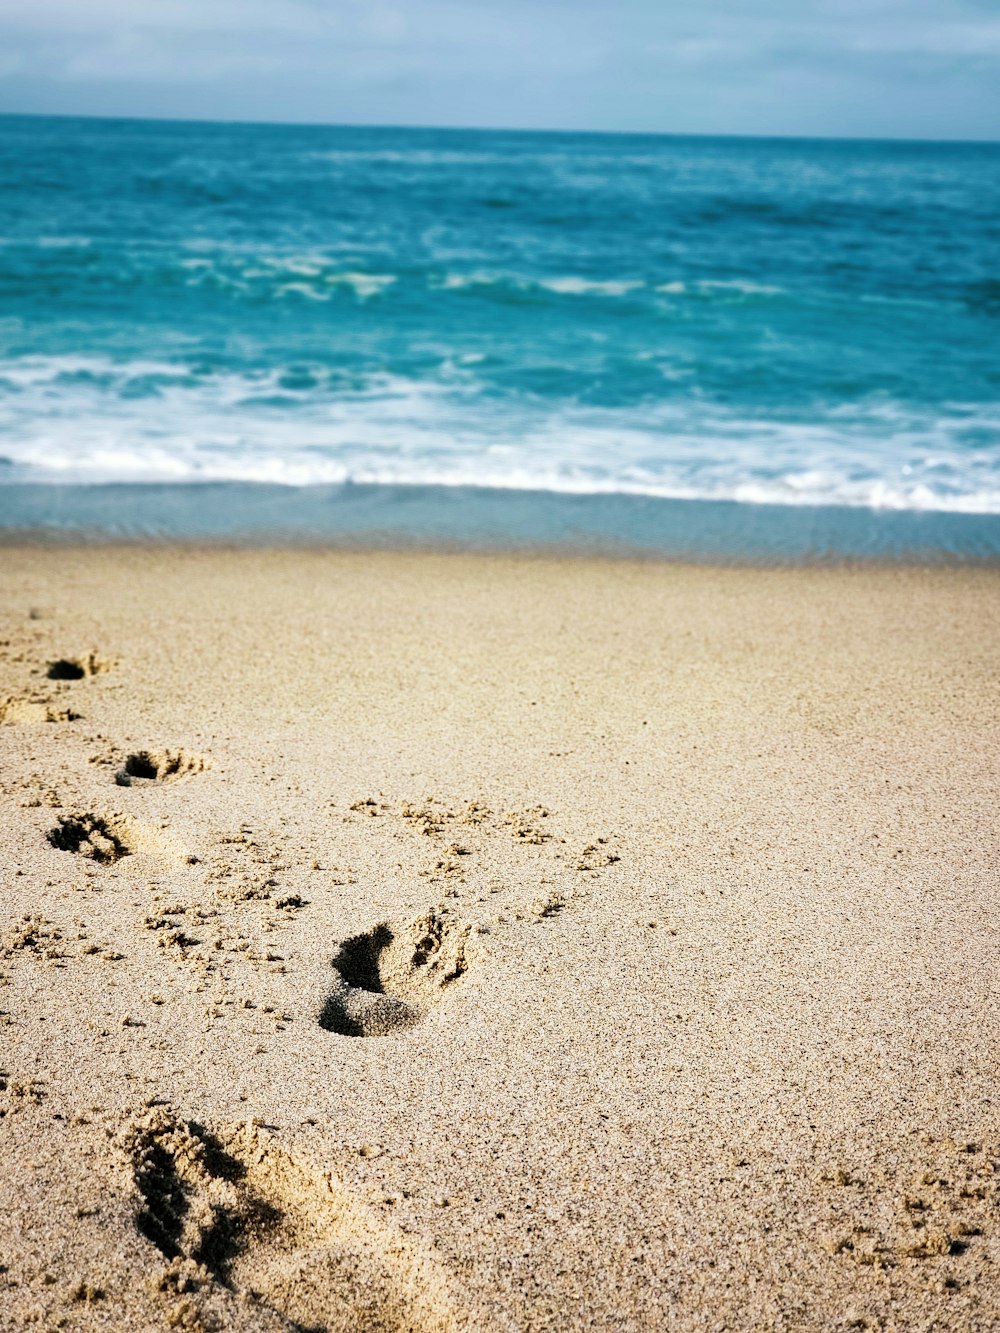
[0,545,998,1332]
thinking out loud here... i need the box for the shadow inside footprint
[333,924,395,992]
[320,909,469,1038]
[46,652,113,681]
[121,752,159,781]
[320,925,421,1037]
[47,658,86,680]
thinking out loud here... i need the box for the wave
[1,242,799,308]
[438,272,773,300]
[1,357,998,515]
[190,264,787,305]
[6,447,1000,513]
[5,244,986,317]
[656,279,783,297]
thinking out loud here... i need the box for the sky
[1,0,999,140]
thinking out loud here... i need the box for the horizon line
[1,108,998,148]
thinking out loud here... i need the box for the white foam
[441,272,495,290]
[656,280,783,298]
[273,282,330,301]
[537,277,644,297]
[437,273,782,301]
[179,252,398,299]
[698,280,783,295]
[323,272,397,298]
[1,356,998,514]
[0,355,195,388]
[440,272,643,298]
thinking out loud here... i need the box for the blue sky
[1,0,999,139]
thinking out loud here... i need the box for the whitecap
[273,282,330,301]
[1,358,998,515]
[537,277,644,297]
[323,272,397,298]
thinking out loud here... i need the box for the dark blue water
[1,115,999,555]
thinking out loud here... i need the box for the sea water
[1,115,998,557]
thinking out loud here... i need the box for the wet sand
[0,546,998,1331]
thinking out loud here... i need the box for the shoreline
[2,481,1000,564]
[3,537,1000,591]
[1,546,998,1330]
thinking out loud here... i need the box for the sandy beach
[0,544,997,1332]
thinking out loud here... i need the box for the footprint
[48,813,133,864]
[115,749,207,787]
[320,907,471,1037]
[0,697,81,725]
[126,1109,465,1332]
[47,813,187,869]
[46,652,114,681]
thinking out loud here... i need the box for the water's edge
[2,482,998,564]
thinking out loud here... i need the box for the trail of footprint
[320,907,471,1038]
[126,1109,468,1332]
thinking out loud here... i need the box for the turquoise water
[1,115,999,555]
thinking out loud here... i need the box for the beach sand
[0,545,997,1332]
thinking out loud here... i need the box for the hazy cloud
[0,0,998,137]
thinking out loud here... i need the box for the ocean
[1,114,998,558]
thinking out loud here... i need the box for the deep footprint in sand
[48,813,133,864]
[46,652,114,681]
[126,1109,464,1332]
[47,812,188,869]
[321,907,471,1037]
[115,748,207,787]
